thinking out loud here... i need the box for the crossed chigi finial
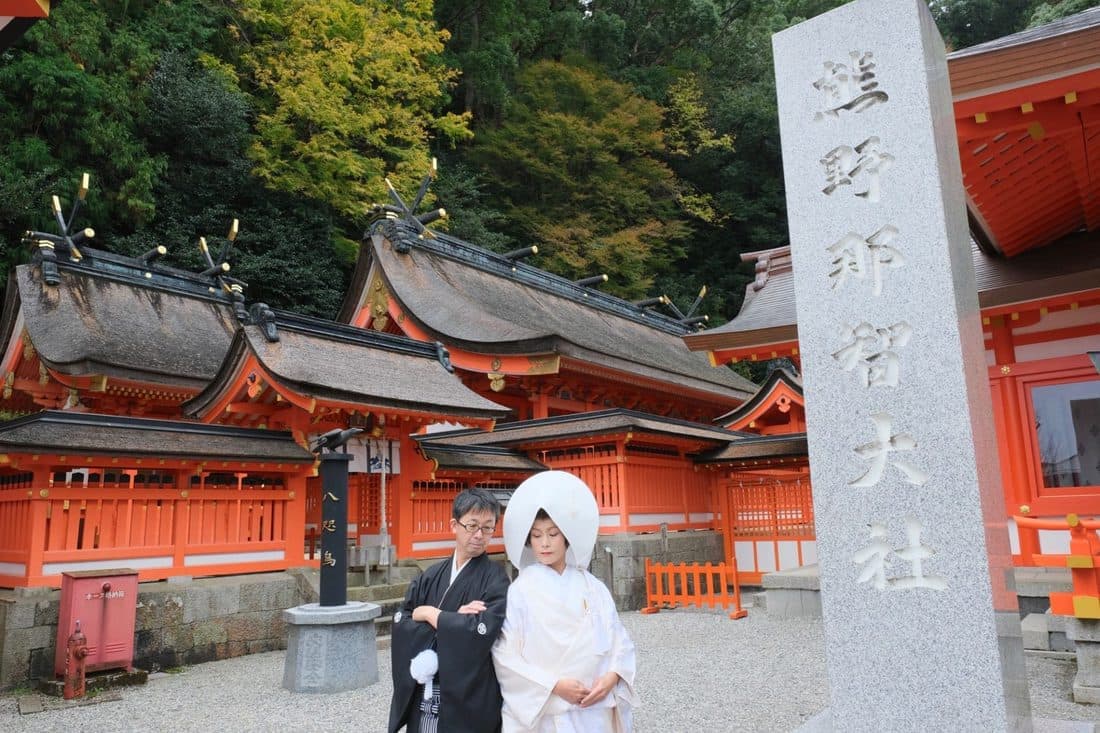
[634,285,709,329]
[195,220,278,342]
[367,158,448,240]
[196,219,247,306]
[22,173,96,286]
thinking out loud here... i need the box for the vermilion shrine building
[0,205,758,601]
[1,7,1098,609]
[686,9,1100,577]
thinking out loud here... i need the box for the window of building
[1030,377,1100,488]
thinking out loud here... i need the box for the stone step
[371,597,406,637]
[1021,612,1076,652]
[347,582,410,602]
[346,589,405,612]
[340,590,406,638]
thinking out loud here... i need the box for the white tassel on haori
[410,649,439,700]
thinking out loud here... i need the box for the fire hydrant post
[63,620,88,700]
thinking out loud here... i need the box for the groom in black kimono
[389,488,510,733]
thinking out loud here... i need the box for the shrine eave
[184,321,511,422]
[946,9,1100,258]
[686,228,1100,356]
[0,410,314,462]
[973,231,1100,310]
[946,8,1100,99]
[35,353,212,391]
[683,326,799,356]
[556,349,754,402]
[350,221,693,334]
[9,262,237,388]
[684,247,797,356]
[413,408,741,451]
[714,368,803,427]
[416,443,547,474]
[696,433,809,464]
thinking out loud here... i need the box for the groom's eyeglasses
[457,521,496,536]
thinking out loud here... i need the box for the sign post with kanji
[772,1,1032,729]
[318,452,353,607]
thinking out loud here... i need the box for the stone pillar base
[1065,618,1100,705]
[282,601,381,693]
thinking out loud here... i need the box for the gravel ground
[0,609,1095,732]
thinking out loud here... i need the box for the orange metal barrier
[1013,513,1100,619]
[640,558,747,619]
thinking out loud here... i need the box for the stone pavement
[1,610,1095,732]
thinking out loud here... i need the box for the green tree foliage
[929,0,1039,50]
[112,50,349,317]
[471,60,687,300]
[631,1,847,320]
[431,156,514,252]
[5,0,1093,332]
[1027,0,1099,27]
[926,1,1092,52]
[433,0,583,120]
[0,0,469,316]
[223,0,471,219]
[579,0,730,99]
[0,0,224,297]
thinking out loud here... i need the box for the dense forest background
[0,0,1093,322]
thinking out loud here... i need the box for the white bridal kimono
[492,562,638,732]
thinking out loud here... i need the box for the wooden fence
[640,558,747,619]
[542,444,717,532]
[0,476,305,588]
[1014,513,1100,619]
[306,473,389,538]
[726,478,815,583]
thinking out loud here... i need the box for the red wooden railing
[542,446,622,526]
[640,558,747,619]
[724,477,815,583]
[402,479,512,558]
[306,473,390,539]
[0,477,306,588]
[1013,513,1100,619]
[542,444,717,533]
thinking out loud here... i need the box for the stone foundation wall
[0,570,318,690]
[0,531,726,689]
[590,529,725,611]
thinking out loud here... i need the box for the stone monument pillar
[283,428,381,693]
[772,1,1031,729]
[319,451,352,607]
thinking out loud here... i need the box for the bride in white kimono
[492,471,638,732]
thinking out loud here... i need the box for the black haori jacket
[389,552,510,733]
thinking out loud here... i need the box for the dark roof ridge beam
[272,310,452,368]
[0,409,297,441]
[34,246,239,305]
[382,222,691,336]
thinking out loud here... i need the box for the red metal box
[54,569,139,677]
